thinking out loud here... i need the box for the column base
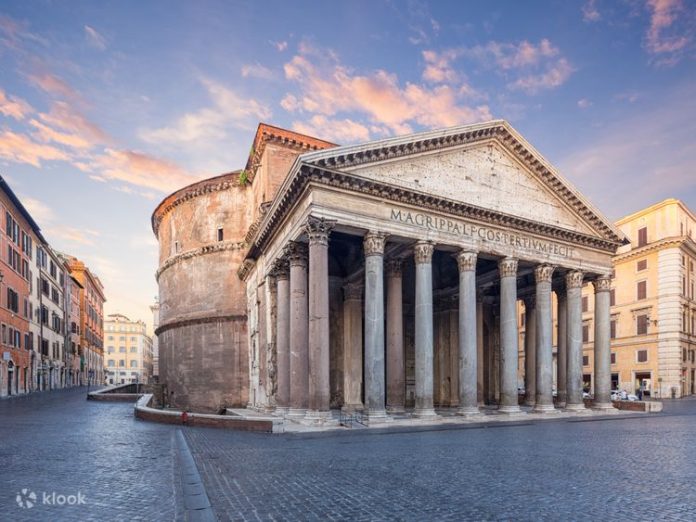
[413,408,439,419]
[532,403,559,414]
[523,399,536,408]
[274,406,290,416]
[286,408,307,418]
[303,410,335,425]
[363,409,391,425]
[386,405,406,414]
[498,404,524,414]
[456,406,482,417]
[564,403,586,412]
[592,402,616,412]
[342,403,364,413]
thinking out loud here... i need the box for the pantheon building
[152,120,626,422]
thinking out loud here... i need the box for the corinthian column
[286,242,309,417]
[523,296,536,407]
[363,231,388,423]
[414,241,438,419]
[498,257,521,413]
[342,282,363,412]
[565,270,585,411]
[556,283,568,407]
[533,264,557,413]
[593,275,614,410]
[272,258,290,414]
[456,251,479,415]
[305,216,335,421]
[386,258,405,413]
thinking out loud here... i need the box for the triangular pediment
[300,120,625,245]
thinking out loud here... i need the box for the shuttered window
[637,281,647,300]
[638,227,647,247]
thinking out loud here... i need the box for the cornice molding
[155,313,246,336]
[613,237,696,263]
[156,240,246,281]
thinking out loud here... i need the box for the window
[610,320,616,339]
[108,360,115,367]
[637,281,647,300]
[582,296,589,313]
[582,324,589,343]
[119,346,126,353]
[130,346,137,353]
[638,227,647,247]
[107,346,114,354]
[636,314,649,335]
[119,360,125,367]
[637,259,647,271]
[611,352,616,365]
[637,350,648,363]
[130,336,136,342]
[217,227,224,242]
[6,288,18,313]
[583,355,589,366]
[610,289,616,307]
[130,360,138,368]
[683,348,687,362]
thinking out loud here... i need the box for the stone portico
[240,120,626,426]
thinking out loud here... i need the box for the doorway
[634,372,651,397]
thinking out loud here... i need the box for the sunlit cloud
[292,115,369,143]
[582,0,601,22]
[0,130,70,166]
[270,40,287,52]
[644,0,691,63]
[29,119,92,149]
[577,98,593,109]
[0,89,32,120]
[20,196,55,223]
[27,72,79,100]
[241,63,275,80]
[84,25,106,50]
[45,225,100,246]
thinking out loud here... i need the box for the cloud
[422,49,461,84]
[292,115,371,143]
[27,72,79,100]
[0,130,70,166]
[38,101,111,147]
[45,226,100,246]
[241,63,275,80]
[0,89,32,120]
[29,119,92,149]
[582,0,601,22]
[644,0,691,62]
[20,196,55,223]
[271,40,288,52]
[84,25,106,50]
[507,58,574,94]
[577,98,593,109]
[86,148,198,193]
[140,78,271,146]
[281,45,492,138]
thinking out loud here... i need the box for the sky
[0,0,694,327]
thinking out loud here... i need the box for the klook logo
[15,488,86,508]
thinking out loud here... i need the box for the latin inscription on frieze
[390,208,575,259]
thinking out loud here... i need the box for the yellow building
[104,314,154,385]
[518,199,696,399]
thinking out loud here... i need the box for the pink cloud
[27,72,79,100]
[645,0,691,58]
[29,119,92,149]
[422,49,461,84]
[0,89,33,120]
[241,63,275,80]
[38,101,111,146]
[507,58,574,94]
[292,115,371,143]
[582,0,601,22]
[282,46,492,138]
[0,130,70,167]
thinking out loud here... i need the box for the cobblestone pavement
[184,399,696,521]
[3,390,696,521]
[0,387,184,521]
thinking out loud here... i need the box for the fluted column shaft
[386,259,405,412]
[363,232,388,421]
[593,276,613,410]
[306,217,334,418]
[523,296,536,407]
[274,260,290,412]
[287,242,309,416]
[498,257,521,413]
[556,288,568,406]
[533,265,556,413]
[565,271,585,410]
[457,251,479,415]
[414,241,437,418]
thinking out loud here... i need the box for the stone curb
[176,429,216,522]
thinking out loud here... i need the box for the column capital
[565,270,584,289]
[270,258,290,280]
[534,264,555,284]
[592,275,612,293]
[284,241,308,267]
[363,231,388,257]
[305,215,336,246]
[414,240,435,265]
[498,257,518,278]
[385,258,403,277]
[456,250,477,272]
[343,282,363,301]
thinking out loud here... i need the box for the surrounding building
[152,120,626,419]
[64,256,105,386]
[36,245,66,389]
[65,272,83,386]
[104,313,153,384]
[150,298,160,381]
